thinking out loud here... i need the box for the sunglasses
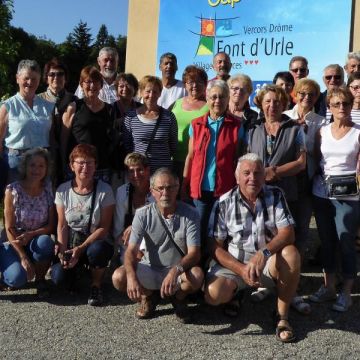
[330,101,351,108]
[324,75,341,81]
[290,68,307,73]
[297,91,316,98]
[48,71,65,78]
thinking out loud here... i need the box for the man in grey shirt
[115,168,203,322]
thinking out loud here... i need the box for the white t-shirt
[312,123,360,199]
[55,180,115,234]
[157,80,187,109]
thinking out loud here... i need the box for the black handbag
[326,174,359,198]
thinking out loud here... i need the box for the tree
[95,24,109,49]
[0,0,18,98]
[69,20,92,59]
[116,35,127,72]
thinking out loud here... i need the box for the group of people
[1,46,360,343]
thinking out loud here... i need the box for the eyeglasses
[48,71,65,78]
[349,85,360,92]
[290,68,307,73]
[330,101,351,108]
[73,160,96,167]
[152,185,178,193]
[208,95,227,101]
[230,87,247,93]
[324,75,342,81]
[297,91,316,98]
[83,80,101,85]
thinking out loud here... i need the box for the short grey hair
[17,59,41,75]
[346,51,360,63]
[206,79,230,98]
[323,64,344,83]
[98,47,119,61]
[150,167,179,189]
[18,147,51,181]
[236,153,263,170]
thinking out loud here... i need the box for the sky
[10,0,129,44]
[157,0,352,90]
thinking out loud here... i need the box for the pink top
[7,181,54,231]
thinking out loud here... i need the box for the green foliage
[1,16,127,95]
[0,0,19,97]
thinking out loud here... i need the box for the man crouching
[204,153,300,342]
[116,167,203,322]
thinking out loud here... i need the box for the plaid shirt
[210,185,294,263]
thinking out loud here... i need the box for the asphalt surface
[1,227,360,359]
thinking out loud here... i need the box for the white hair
[236,153,263,171]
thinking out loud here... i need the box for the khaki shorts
[136,262,181,290]
[207,259,276,293]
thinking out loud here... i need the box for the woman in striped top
[347,72,360,124]
[123,76,178,173]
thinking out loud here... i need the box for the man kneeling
[204,153,300,342]
[115,168,203,322]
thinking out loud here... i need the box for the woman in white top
[310,87,360,312]
[112,152,154,291]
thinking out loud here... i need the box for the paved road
[1,225,360,359]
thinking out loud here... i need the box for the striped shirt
[210,185,294,263]
[351,108,360,124]
[123,108,178,173]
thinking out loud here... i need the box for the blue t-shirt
[189,116,245,191]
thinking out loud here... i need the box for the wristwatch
[175,264,184,274]
[262,248,272,259]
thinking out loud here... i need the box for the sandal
[275,314,296,343]
[291,296,311,315]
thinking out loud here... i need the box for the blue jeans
[288,196,313,256]
[0,235,54,288]
[313,196,359,279]
[193,191,217,259]
[51,240,113,285]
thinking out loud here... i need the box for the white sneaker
[332,292,352,312]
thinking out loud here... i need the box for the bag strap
[86,180,98,234]
[154,203,185,257]
[127,183,134,218]
[145,108,162,157]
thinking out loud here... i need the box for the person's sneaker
[332,292,352,312]
[136,294,157,319]
[309,285,336,303]
[88,286,103,306]
[171,297,191,323]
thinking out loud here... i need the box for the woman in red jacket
[182,80,246,260]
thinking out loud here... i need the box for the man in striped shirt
[204,153,300,343]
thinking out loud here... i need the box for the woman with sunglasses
[315,64,344,120]
[310,86,360,312]
[38,58,76,185]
